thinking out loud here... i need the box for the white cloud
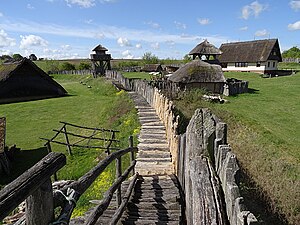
[27,4,35,10]
[290,1,300,11]
[0,49,12,55]
[255,29,269,37]
[240,26,248,31]
[0,29,16,48]
[241,1,267,20]
[65,0,95,8]
[117,37,132,47]
[100,0,117,3]
[197,18,211,25]
[121,50,134,59]
[146,21,161,29]
[135,43,142,49]
[288,21,300,30]
[61,44,72,50]
[0,12,3,17]
[174,21,187,30]
[20,35,48,49]
[151,42,160,50]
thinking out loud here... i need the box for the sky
[0,0,300,60]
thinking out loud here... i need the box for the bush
[60,62,76,71]
[77,62,92,70]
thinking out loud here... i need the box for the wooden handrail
[59,121,120,133]
[0,152,66,221]
[85,161,136,225]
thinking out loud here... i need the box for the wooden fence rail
[0,152,66,224]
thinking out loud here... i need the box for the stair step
[121,219,180,225]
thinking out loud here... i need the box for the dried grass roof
[168,60,225,83]
[218,39,282,63]
[92,44,108,52]
[189,40,222,56]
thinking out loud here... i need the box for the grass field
[175,71,300,224]
[0,74,140,216]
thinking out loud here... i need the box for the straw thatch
[189,40,222,59]
[218,39,282,63]
[0,58,67,101]
[168,60,225,83]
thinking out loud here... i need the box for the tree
[12,53,23,61]
[142,52,159,64]
[29,54,38,61]
[282,46,300,58]
[60,62,76,71]
[77,62,91,70]
[183,54,192,63]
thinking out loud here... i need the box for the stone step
[136,157,172,163]
[126,202,181,211]
[138,142,169,149]
[121,219,180,225]
[137,150,171,158]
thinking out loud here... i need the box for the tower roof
[92,44,108,52]
[189,40,222,56]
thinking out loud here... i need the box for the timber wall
[106,70,258,225]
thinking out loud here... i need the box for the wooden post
[46,142,58,181]
[128,136,135,175]
[26,178,53,225]
[115,156,122,207]
[63,125,72,156]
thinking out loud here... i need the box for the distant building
[218,39,282,74]
[0,58,67,103]
[90,44,112,77]
[141,64,163,73]
[189,39,222,64]
[168,60,226,94]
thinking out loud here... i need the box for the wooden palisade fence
[0,136,137,225]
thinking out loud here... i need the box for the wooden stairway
[70,92,184,224]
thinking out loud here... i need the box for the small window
[268,62,270,67]
[273,62,276,67]
[235,62,248,67]
[256,62,261,67]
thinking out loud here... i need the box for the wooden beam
[59,121,119,133]
[85,161,136,225]
[0,152,66,221]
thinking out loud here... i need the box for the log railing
[0,152,66,225]
[52,136,138,225]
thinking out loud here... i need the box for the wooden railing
[0,136,138,225]
[0,152,66,224]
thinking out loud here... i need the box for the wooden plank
[59,121,119,133]
[109,173,139,225]
[0,152,66,221]
[115,156,122,207]
[0,117,6,153]
[63,125,72,156]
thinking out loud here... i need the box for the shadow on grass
[248,88,260,94]
[239,168,289,225]
[0,147,48,186]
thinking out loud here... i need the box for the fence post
[26,178,53,225]
[116,156,122,207]
[128,135,135,175]
[62,125,72,156]
[45,141,58,181]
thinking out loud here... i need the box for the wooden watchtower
[90,44,111,78]
[189,39,222,64]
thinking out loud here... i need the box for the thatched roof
[0,58,67,93]
[189,40,222,56]
[218,39,282,63]
[92,44,108,52]
[168,60,225,83]
[141,64,163,72]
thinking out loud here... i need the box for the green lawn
[122,71,151,80]
[0,74,140,216]
[175,71,300,224]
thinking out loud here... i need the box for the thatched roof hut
[168,60,225,94]
[0,58,67,103]
[218,39,282,63]
[189,40,222,61]
[141,64,163,72]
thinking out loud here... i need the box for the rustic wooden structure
[218,38,282,74]
[189,39,222,63]
[168,60,226,94]
[41,121,120,157]
[90,44,111,77]
[0,152,66,225]
[0,58,67,103]
[0,117,10,176]
[0,117,5,153]
[141,64,163,72]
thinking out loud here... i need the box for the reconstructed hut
[218,39,282,74]
[168,60,226,94]
[0,58,67,103]
[189,39,222,63]
[141,64,163,73]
